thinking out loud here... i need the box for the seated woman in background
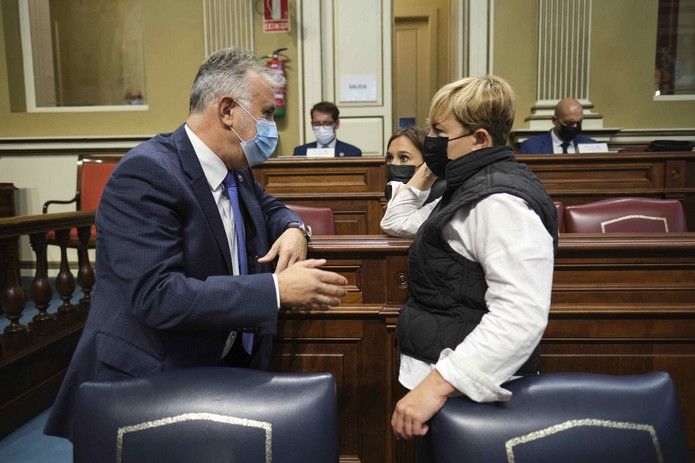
[381,76,557,463]
[384,125,445,204]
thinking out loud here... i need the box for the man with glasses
[293,101,362,157]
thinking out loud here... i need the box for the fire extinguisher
[263,48,288,118]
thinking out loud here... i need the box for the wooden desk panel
[256,152,695,233]
[274,234,695,462]
[254,158,386,234]
[254,157,385,194]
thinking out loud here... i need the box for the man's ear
[335,119,340,130]
[218,96,237,126]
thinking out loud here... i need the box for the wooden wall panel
[273,309,392,463]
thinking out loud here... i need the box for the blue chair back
[73,367,339,463]
[431,372,689,463]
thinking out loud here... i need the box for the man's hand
[391,369,454,439]
[258,227,307,272]
[277,259,348,309]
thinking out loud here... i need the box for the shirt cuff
[271,273,280,310]
[435,348,513,402]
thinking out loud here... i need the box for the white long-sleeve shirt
[381,182,554,402]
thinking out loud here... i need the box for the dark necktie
[224,172,253,354]
[561,141,570,154]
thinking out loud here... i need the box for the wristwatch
[286,221,312,241]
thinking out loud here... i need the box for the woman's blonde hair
[428,75,515,146]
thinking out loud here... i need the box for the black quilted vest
[396,146,558,374]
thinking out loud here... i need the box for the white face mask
[313,125,335,146]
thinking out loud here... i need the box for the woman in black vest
[381,76,557,462]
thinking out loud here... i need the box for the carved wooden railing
[0,211,96,437]
[0,211,95,356]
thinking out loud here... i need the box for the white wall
[0,154,86,270]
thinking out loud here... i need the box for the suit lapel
[173,125,233,273]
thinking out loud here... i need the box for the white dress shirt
[318,137,337,149]
[551,129,576,154]
[380,182,554,402]
[184,125,280,307]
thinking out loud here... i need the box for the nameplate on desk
[306,148,335,158]
[577,143,609,153]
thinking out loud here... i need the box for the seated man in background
[293,101,362,157]
[519,97,596,154]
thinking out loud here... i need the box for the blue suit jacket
[45,124,299,441]
[519,131,597,154]
[293,139,362,157]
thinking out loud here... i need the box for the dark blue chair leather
[430,372,690,463]
[73,367,339,463]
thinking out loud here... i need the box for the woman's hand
[391,369,455,439]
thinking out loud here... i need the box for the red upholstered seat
[564,197,687,233]
[554,201,565,233]
[285,204,336,235]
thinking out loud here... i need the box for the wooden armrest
[42,194,78,214]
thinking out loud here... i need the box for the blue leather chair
[72,367,338,463]
[430,372,690,463]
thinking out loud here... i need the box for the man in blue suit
[293,101,362,157]
[519,98,596,154]
[45,47,348,442]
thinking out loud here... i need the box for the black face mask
[422,136,451,178]
[384,164,418,199]
[423,132,470,178]
[557,123,581,142]
[386,164,417,183]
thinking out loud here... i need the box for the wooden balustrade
[0,212,95,350]
[0,211,95,436]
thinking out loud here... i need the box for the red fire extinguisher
[263,48,288,118]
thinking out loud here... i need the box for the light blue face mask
[230,100,279,167]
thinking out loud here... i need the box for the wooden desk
[256,152,695,234]
[518,151,695,229]
[253,158,386,234]
[273,234,695,462]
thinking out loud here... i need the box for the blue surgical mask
[230,100,279,166]
[313,125,335,146]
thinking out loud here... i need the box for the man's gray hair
[188,47,285,113]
